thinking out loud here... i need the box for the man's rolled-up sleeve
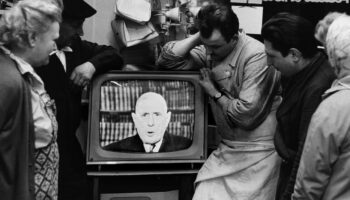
[81,40,124,72]
[157,41,206,70]
[222,52,280,129]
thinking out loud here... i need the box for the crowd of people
[157,1,350,199]
[0,0,349,199]
[0,0,123,200]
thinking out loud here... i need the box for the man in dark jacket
[103,132,192,153]
[261,13,336,200]
[104,92,192,153]
[35,0,123,200]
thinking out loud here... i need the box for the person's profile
[103,92,192,153]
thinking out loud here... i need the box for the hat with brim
[62,0,97,20]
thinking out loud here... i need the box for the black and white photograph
[1,0,349,200]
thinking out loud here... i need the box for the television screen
[87,71,207,164]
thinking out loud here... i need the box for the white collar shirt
[143,138,163,153]
[51,46,73,72]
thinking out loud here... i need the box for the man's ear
[165,111,171,126]
[131,112,137,123]
[228,34,238,47]
[131,112,141,131]
[289,48,302,62]
[232,33,238,41]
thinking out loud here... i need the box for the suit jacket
[35,35,123,200]
[103,132,192,153]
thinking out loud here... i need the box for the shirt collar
[323,75,350,99]
[143,138,163,153]
[0,46,45,89]
[61,46,73,52]
[0,46,33,74]
[212,31,244,69]
[50,46,73,55]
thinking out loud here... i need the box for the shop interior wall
[83,0,350,66]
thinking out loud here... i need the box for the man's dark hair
[196,1,239,43]
[261,12,318,58]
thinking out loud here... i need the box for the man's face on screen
[132,93,171,145]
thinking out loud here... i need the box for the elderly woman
[0,0,61,199]
[314,12,344,46]
[292,14,350,200]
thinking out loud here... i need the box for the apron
[193,139,281,200]
[34,93,59,200]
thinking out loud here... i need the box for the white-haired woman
[0,0,61,199]
[292,14,350,200]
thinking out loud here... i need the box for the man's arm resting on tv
[70,40,123,87]
[81,40,124,73]
[157,32,206,70]
[70,62,95,87]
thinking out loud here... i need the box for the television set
[86,71,207,165]
[100,190,178,200]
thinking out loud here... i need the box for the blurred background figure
[292,13,350,200]
[0,0,62,199]
[35,0,123,200]
[314,12,344,47]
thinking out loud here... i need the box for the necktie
[149,144,156,153]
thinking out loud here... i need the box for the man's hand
[199,68,219,97]
[70,62,96,87]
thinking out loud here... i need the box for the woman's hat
[62,0,96,20]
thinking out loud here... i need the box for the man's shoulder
[172,134,191,142]
[165,133,192,148]
[310,89,350,135]
[305,53,336,92]
[234,33,266,64]
[314,53,336,81]
[0,55,23,88]
[158,133,192,152]
[69,36,94,51]
[103,135,142,151]
[240,34,265,53]
[321,89,350,111]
